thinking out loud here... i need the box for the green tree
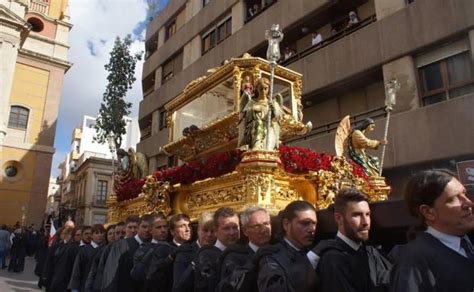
[95,35,142,150]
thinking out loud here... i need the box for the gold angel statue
[238,77,284,150]
[114,148,148,194]
[335,116,387,177]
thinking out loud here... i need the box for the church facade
[0,0,72,225]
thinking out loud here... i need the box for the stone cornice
[19,48,72,71]
[28,30,70,49]
[0,3,31,45]
[3,141,55,154]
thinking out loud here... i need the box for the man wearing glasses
[218,207,272,290]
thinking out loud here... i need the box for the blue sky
[51,0,168,177]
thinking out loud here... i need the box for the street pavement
[0,257,41,292]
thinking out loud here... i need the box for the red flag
[48,218,56,247]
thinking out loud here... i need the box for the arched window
[8,106,29,129]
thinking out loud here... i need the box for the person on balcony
[346,11,360,29]
[312,31,322,46]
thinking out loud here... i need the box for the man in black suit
[218,206,272,291]
[315,189,392,292]
[69,224,105,292]
[173,212,216,292]
[146,213,191,292]
[85,221,125,292]
[195,207,240,292]
[390,169,474,292]
[258,201,318,292]
[102,215,152,292]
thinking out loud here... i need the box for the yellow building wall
[0,148,36,225]
[0,63,51,226]
[9,63,49,144]
[48,0,68,20]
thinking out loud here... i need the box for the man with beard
[195,207,240,292]
[258,200,318,292]
[146,213,191,292]
[315,189,392,292]
[69,224,105,292]
[390,170,474,291]
[172,212,216,292]
[102,215,152,292]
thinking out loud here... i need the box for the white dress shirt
[426,226,471,258]
[215,239,227,251]
[337,231,362,251]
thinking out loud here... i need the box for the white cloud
[52,0,149,177]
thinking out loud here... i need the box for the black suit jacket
[172,241,200,292]
[258,240,317,292]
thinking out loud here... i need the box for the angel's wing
[335,115,352,157]
[239,91,250,121]
[238,91,251,147]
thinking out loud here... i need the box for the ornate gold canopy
[108,54,390,222]
[162,53,308,162]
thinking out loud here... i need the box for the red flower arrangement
[116,178,146,201]
[279,145,369,181]
[115,145,369,202]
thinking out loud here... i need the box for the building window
[161,52,183,84]
[165,20,177,41]
[217,18,232,43]
[202,17,232,54]
[159,108,167,130]
[96,180,108,204]
[418,52,474,106]
[92,214,107,224]
[8,106,29,129]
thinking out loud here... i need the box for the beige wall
[74,158,111,225]
[382,56,420,113]
[292,93,474,168]
[140,0,474,121]
[374,0,405,20]
[303,81,384,127]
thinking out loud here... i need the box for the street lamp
[107,133,116,198]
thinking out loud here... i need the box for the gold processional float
[107,25,399,222]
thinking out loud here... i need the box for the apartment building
[138,0,474,199]
[57,115,140,225]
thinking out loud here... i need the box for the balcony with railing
[280,15,377,67]
[77,151,109,166]
[28,0,49,15]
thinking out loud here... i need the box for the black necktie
[460,237,474,260]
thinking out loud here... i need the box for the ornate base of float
[107,151,391,222]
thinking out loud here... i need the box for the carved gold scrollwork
[275,184,298,202]
[244,173,274,202]
[186,185,246,210]
[311,156,389,210]
[141,175,172,215]
[293,78,302,100]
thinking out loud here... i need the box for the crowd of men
[27,169,474,292]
